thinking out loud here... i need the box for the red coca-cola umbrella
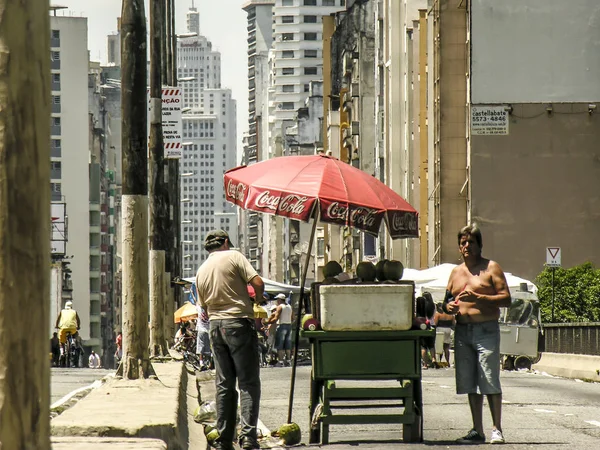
[224,154,419,423]
[224,154,418,238]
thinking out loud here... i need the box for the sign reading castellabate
[471,105,509,135]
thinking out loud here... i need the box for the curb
[51,373,115,418]
[532,352,600,383]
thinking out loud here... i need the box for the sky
[54,0,249,155]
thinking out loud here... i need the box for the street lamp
[182,219,192,224]
[177,32,198,38]
[181,172,194,177]
[181,240,193,244]
[181,198,192,203]
[178,76,196,82]
[183,254,192,259]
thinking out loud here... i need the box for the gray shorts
[454,321,501,395]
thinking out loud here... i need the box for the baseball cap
[275,293,287,300]
[204,229,233,248]
[65,301,73,309]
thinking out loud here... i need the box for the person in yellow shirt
[55,301,81,345]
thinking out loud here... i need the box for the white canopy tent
[182,276,301,295]
[405,264,538,302]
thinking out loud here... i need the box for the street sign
[546,247,561,267]
[147,86,183,159]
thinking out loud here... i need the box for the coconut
[375,259,388,282]
[273,422,302,446]
[356,261,376,282]
[383,260,404,281]
[322,260,343,279]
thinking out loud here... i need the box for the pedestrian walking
[434,302,455,366]
[444,224,511,444]
[195,230,264,450]
[265,293,293,366]
[416,292,438,369]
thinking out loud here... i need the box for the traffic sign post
[546,247,561,323]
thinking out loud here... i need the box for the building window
[52,117,61,126]
[282,50,294,58]
[281,102,295,110]
[304,0,316,5]
[52,73,60,83]
[304,32,317,41]
[322,0,335,5]
[51,51,60,61]
[282,85,294,93]
[304,49,318,58]
[282,0,293,5]
[282,15,294,24]
[282,33,294,41]
[52,95,61,104]
[304,67,318,75]
[51,29,60,39]
[282,67,294,75]
[304,84,310,92]
[304,15,317,23]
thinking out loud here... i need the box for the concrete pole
[161,0,168,83]
[0,1,51,447]
[166,0,181,344]
[149,0,168,357]
[120,0,154,379]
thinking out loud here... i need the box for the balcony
[51,79,61,91]
[50,167,61,180]
[51,103,61,114]
[51,124,61,136]
[51,145,61,158]
[90,246,100,256]
[50,37,60,48]
[51,59,60,70]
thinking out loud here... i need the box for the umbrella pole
[287,212,319,424]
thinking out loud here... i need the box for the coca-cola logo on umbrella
[226,180,247,202]
[390,211,418,233]
[255,191,309,216]
[325,202,378,228]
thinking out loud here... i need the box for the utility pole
[163,0,179,344]
[171,0,182,314]
[0,1,50,448]
[149,0,168,357]
[120,0,153,379]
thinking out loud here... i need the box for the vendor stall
[302,280,433,444]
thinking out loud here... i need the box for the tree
[0,0,51,447]
[535,263,600,323]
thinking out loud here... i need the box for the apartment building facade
[50,12,94,344]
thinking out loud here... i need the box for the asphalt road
[256,364,600,449]
[50,367,114,406]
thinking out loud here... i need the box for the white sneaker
[490,429,505,444]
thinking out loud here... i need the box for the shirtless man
[444,225,511,445]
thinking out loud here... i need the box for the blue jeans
[209,318,261,446]
[275,323,292,351]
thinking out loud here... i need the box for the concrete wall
[471,103,600,281]
[471,0,600,104]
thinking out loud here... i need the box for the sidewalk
[51,361,189,449]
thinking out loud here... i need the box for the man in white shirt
[266,293,293,366]
[88,350,101,369]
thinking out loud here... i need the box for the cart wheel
[502,355,515,371]
[403,404,422,443]
[514,355,532,371]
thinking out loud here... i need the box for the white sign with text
[471,105,509,135]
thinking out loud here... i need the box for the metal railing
[541,323,600,356]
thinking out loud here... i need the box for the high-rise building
[270,0,345,136]
[178,9,238,274]
[242,0,275,271]
[50,10,96,346]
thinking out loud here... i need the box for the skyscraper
[178,8,238,274]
